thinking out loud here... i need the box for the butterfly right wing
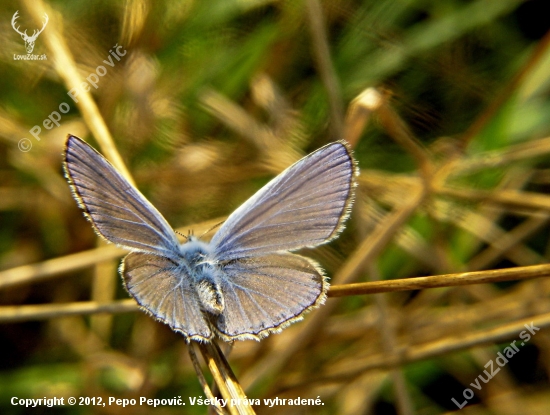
[64,135,180,256]
[210,141,356,261]
[213,253,327,341]
[122,252,213,341]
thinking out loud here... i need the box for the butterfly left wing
[122,252,214,341]
[210,141,356,261]
[213,253,327,341]
[64,135,180,256]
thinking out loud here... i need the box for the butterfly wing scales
[122,252,213,341]
[64,135,179,256]
[211,142,356,260]
[214,253,327,340]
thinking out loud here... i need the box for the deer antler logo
[11,10,49,54]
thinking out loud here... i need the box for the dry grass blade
[437,187,550,212]
[449,135,550,176]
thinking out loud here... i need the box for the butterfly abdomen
[196,278,225,315]
[177,237,225,315]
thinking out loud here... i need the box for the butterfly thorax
[178,236,224,315]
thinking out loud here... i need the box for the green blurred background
[1,0,550,414]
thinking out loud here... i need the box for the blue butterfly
[64,135,357,342]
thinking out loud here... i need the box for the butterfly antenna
[200,220,225,239]
[175,230,188,241]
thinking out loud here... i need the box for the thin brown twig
[188,343,228,415]
[198,342,256,415]
[0,299,136,323]
[328,263,550,297]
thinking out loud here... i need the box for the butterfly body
[64,135,357,342]
[179,237,226,315]
[174,236,216,281]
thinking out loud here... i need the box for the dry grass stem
[329,263,550,297]
[188,343,228,415]
[344,88,383,147]
[198,342,256,415]
[0,245,123,289]
[0,299,136,323]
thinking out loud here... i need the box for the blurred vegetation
[1,0,550,414]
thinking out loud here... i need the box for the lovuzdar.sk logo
[11,10,48,57]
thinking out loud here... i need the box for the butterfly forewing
[214,253,327,340]
[64,135,180,255]
[122,252,213,341]
[211,142,356,261]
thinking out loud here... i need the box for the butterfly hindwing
[122,252,213,341]
[214,253,327,340]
